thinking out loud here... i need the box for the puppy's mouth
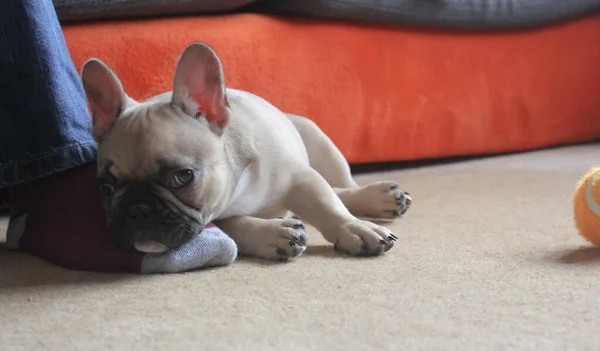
[110,216,208,253]
[134,238,169,253]
[130,219,211,253]
[108,199,209,253]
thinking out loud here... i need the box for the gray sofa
[54,0,600,30]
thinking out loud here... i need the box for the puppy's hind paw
[344,181,412,220]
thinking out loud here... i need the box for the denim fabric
[0,0,97,188]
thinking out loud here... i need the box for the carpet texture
[2,144,600,350]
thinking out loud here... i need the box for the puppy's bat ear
[172,42,231,133]
[81,59,127,142]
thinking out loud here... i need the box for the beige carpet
[2,144,600,351]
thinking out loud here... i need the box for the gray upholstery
[53,0,257,22]
[254,0,600,30]
[54,0,600,29]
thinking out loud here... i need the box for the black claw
[276,248,286,256]
[389,232,398,240]
[388,235,396,242]
[400,201,411,214]
[291,245,304,257]
[383,240,395,252]
[292,234,307,246]
[379,239,387,245]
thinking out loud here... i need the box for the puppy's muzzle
[123,202,170,253]
[127,203,152,221]
[108,190,203,253]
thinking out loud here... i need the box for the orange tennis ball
[573,167,600,245]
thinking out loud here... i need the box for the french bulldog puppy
[80,42,411,260]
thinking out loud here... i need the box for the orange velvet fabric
[62,14,600,164]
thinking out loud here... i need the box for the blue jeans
[0,0,97,189]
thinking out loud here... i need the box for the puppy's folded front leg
[285,169,397,257]
[215,216,308,261]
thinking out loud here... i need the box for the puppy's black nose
[127,203,152,220]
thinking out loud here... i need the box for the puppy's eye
[98,179,116,196]
[170,169,194,189]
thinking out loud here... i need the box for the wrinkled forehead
[102,155,197,183]
[96,105,203,179]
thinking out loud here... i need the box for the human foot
[6,164,236,273]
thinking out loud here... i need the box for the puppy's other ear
[172,42,231,133]
[81,59,127,142]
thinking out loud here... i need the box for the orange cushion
[63,14,600,164]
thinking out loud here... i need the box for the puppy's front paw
[333,220,397,257]
[251,219,308,261]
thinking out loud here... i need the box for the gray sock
[141,226,237,274]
